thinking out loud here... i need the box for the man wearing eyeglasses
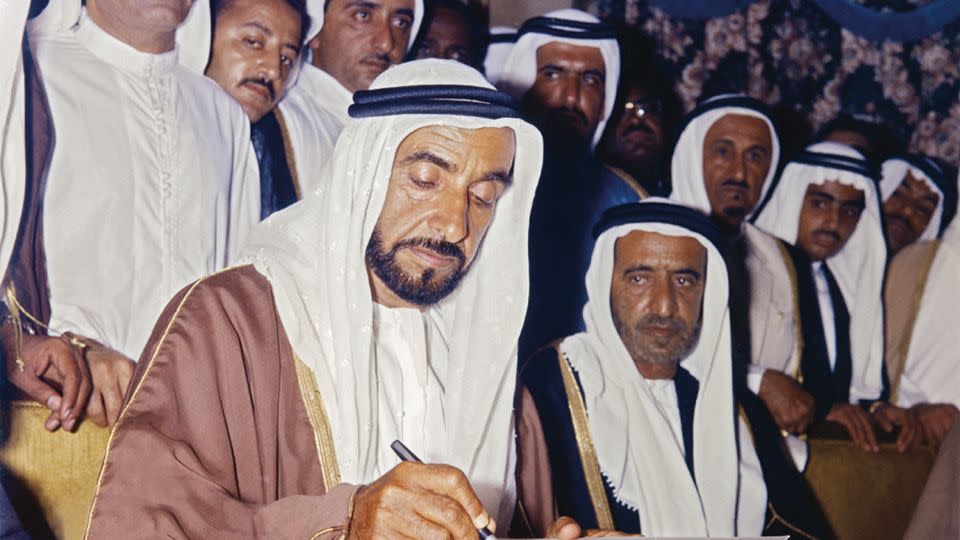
[598,63,673,197]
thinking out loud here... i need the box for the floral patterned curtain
[578,0,960,165]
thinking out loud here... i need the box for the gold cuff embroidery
[294,353,342,491]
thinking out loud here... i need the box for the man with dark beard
[497,9,643,359]
[514,201,770,537]
[84,60,568,539]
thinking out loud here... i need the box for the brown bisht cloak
[84,265,358,539]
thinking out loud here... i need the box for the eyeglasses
[622,99,662,120]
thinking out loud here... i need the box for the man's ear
[307,32,323,52]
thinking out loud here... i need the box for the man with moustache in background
[206,0,310,218]
[274,0,423,195]
[497,9,643,359]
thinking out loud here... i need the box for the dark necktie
[250,111,298,220]
[822,264,853,404]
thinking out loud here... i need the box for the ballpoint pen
[390,439,496,540]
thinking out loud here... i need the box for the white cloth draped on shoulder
[669,94,781,218]
[895,239,960,408]
[755,141,886,403]
[496,9,620,149]
[559,198,766,536]
[0,0,30,278]
[242,59,543,525]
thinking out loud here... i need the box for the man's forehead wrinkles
[240,21,273,35]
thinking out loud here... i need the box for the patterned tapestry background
[577,0,960,165]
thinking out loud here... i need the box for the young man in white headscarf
[85,60,549,539]
[0,0,260,431]
[515,200,822,538]
[498,10,643,359]
[755,142,920,453]
[273,0,424,195]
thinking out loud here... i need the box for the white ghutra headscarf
[670,94,781,220]
[484,25,517,86]
[241,59,542,523]
[755,142,886,403]
[559,199,766,536]
[496,9,620,149]
[880,155,957,241]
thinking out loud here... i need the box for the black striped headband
[348,84,522,120]
[593,202,725,255]
[792,151,877,180]
[518,16,617,40]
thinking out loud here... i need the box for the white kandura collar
[76,10,179,78]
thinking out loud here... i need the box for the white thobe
[32,13,260,359]
[896,243,960,408]
[373,304,447,471]
[0,0,30,278]
[644,378,685,456]
[276,64,352,195]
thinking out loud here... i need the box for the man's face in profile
[366,125,516,308]
[310,0,415,93]
[412,3,479,69]
[883,172,940,253]
[701,114,772,231]
[796,180,866,261]
[205,0,303,122]
[522,41,606,149]
[609,230,707,374]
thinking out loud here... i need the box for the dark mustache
[624,122,655,136]
[886,213,914,234]
[636,314,686,333]
[395,237,465,263]
[813,229,841,241]
[361,53,392,67]
[720,178,750,190]
[239,77,276,102]
[549,106,588,126]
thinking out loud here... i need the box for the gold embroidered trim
[293,353,342,490]
[273,108,303,200]
[308,525,343,540]
[82,266,244,539]
[765,502,820,540]
[889,241,941,405]
[605,165,650,199]
[555,349,616,530]
[774,240,805,382]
